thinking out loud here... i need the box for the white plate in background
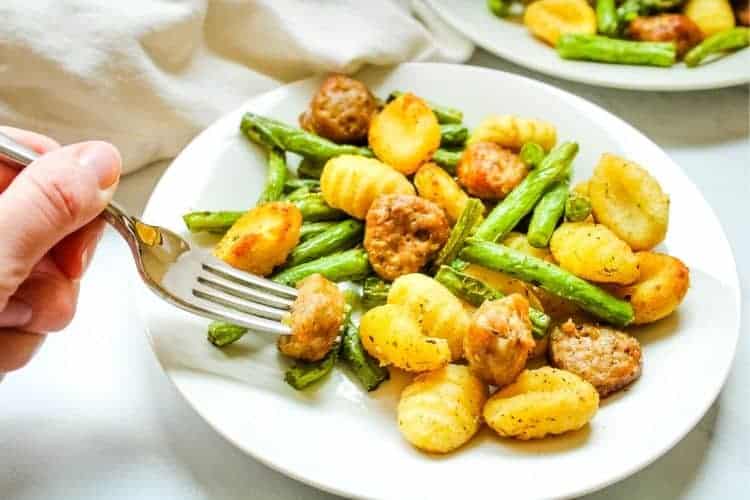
[426,0,750,91]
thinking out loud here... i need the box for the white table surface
[1,52,748,500]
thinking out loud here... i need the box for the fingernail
[0,299,32,328]
[76,142,121,189]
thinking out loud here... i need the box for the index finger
[0,126,61,192]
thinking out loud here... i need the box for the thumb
[0,141,121,307]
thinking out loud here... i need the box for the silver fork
[0,132,294,335]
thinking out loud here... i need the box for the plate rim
[424,0,750,92]
[136,62,742,500]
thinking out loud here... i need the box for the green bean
[284,186,312,201]
[182,211,244,234]
[340,320,390,391]
[299,221,338,241]
[527,180,570,248]
[460,240,634,326]
[685,28,750,67]
[431,198,484,272]
[557,34,676,67]
[272,249,370,287]
[520,142,546,169]
[616,0,685,25]
[207,321,247,347]
[362,277,391,310]
[434,265,550,338]
[564,192,592,222]
[474,142,578,242]
[440,124,469,147]
[284,347,338,390]
[297,157,326,179]
[432,148,463,174]
[596,0,619,37]
[241,113,373,161]
[387,91,463,124]
[257,147,288,205]
[487,0,510,17]
[283,178,320,193]
[286,220,364,267]
[293,193,347,222]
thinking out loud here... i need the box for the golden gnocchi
[398,364,488,453]
[369,93,441,175]
[483,367,599,440]
[360,304,451,372]
[388,273,471,361]
[684,0,736,37]
[607,252,690,324]
[320,155,414,219]
[414,163,470,224]
[589,154,669,251]
[469,114,557,151]
[523,0,597,46]
[550,222,640,284]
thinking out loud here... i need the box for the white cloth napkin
[0,0,472,173]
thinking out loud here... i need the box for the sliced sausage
[549,319,642,397]
[457,141,528,200]
[364,194,449,281]
[629,14,704,57]
[299,74,378,144]
[464,294,536,388]
[278,274,345,361]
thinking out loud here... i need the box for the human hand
[0,127,121,374]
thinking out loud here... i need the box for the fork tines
[191,260,298,335]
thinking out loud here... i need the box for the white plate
[136,63,740,500]
[426,0,750,91]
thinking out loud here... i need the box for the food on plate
[524,0,598,46]
[188,74,693,454]
[519,141,546,168]
[473,141,578,241]
[628,14,703,57]
[430,198,484,271]
[549,222,640,284]
[489,0,749,66]
[464,294,536,387]
[360,304,451,372]
[286,219,363,267]
[340,319,390,391]
[589,153,669,251]
[241,112,372,162]
[607,252,690,324]
[368,93,441,174]
[684,27,750,66]
[278,274,346,361]
[299,74,378,144]
[564,191,592,222]
[272,248,370,286]
[684,0,736,36]
[320,155,415,219]
[550,319,642,396]
[386,90,464,125]
[388,273,471,360]
[469,115,557,152]
[207,321,248,347]
[457,141,529,200]
[461,240,635,326]
[364,194,449,281]
[214,201,302,275]
[414,162,470,224]
[527,179,569,248]
[398,365,487,453]
[557,34,677,66]
[434,264,551,338]
[484,366,599,439]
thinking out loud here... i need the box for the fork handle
[0,131,137,240]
